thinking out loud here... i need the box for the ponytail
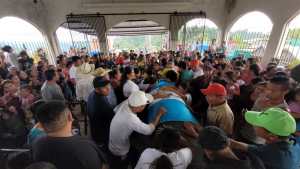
[150,155,173,169]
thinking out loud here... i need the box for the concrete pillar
[261,20,286,68]
[100,38,108,54]
[183,23,187,50]
[170,28,179,51]
[44,31,60,65]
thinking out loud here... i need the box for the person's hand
[183,122,200,138]
[8,106,17,114]
[157,107,167,116]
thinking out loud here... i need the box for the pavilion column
[261,20,286,68]
[99,36,108,54]
[44,31,60,65]
[169,13,206,51]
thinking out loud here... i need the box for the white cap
[128,90,154,107]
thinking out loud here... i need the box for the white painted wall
[224,0,300,66]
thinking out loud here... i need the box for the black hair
[266,65,276,73]
[150,155,173,169]
[249,64,260,76]
[19,50,28,57]
[36,101,68,132]
[134,67,140,75]
[212,78,228,87]
[247,58,255,65]
[270,75,290,91]
[71,56,81,63]
[234,61,243,67]
[155,128,181,153]
[178,61,187,70]
[121,66,134,88]
[250,77,263,86]
[286,87,300,103]
[66,60,73,68]
[145,68,155,76]
[30,100,46,122]
[25,162,57,169]
[291,64,300,83]
[1,80,13,95]
[2,45,12,52]
[165,70,178,83]
[225,71,235,82]
[20,84,32,91]
[109,68,120,79]
[44,69,56,81]
[161,58,168,67]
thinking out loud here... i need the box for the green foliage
[178,26,219,46]
[287,28,300,39]
[286,28,300,46]
[112,35,165,51]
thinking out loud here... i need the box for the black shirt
[87,90,115,146]
[33,135,103,169]
[204,151,265,169]
[18,58,33,71]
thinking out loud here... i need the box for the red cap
[201,83,227,96]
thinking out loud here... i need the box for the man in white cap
[109,90,166,169]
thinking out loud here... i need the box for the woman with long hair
[135,128,192,169]
[121,66,139,98]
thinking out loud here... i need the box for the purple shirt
[289,102,300,113]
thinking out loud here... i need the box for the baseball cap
[93,76,110,88]
[128,90,154,107]
[198,126,229,150]
[245,107,296,137]
[201,83,227,96]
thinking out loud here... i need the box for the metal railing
[275,28,300,66]
[226,31,271,59]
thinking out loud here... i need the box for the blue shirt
[248,141,300,169]
[147,98,198,124]
[295,120,300,143]
[27,127,46,145]
[151,80,175,91]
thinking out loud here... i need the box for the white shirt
[75,74,94,101]
[135,148,192,169]
[123,80,139,98]
[193,68,204,78]
[109,101,155,156]
[69,65,77,79]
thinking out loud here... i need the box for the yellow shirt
[207,102,234,135]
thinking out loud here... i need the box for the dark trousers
[108,147,140,169]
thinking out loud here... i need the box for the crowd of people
[0,42,300,169]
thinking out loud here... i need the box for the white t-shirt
[123,80,139,98]
[69,65,77,79]
[109,101,155,156]
[135,148,192,169]
[193,68,204,78]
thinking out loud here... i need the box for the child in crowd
[135,128,192,169]
[20,85,35,111]
[288,87,300,142]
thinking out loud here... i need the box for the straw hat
[92,67,111,77]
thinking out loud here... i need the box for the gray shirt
[41,82,65,101]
